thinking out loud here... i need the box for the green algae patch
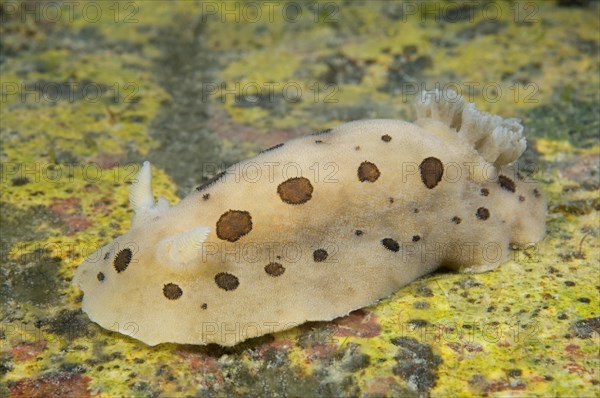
[523,99,600,148]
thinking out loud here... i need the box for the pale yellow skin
[74,93,547,346]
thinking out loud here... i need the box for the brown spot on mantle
[277,177,314,205]
[358,161,381,182]
[216,210,253,242]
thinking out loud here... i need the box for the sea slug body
[74,90,547,346]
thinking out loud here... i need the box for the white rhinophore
[129,161,154,211]
[129,161,171,228]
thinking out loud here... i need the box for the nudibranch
[74,90,546,346]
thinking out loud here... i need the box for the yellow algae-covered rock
[73,90,546,346]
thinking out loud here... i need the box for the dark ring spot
[533,188,541,198]
[498,175,516,193]
[358,161,381,182]
[382,238,400,252]
[201,303,208,310]
[476,207,490,220]
[265,262,285,277]
[277,177,314,205]
[215,272,240,291]
[97,272,105,282]
[355,230,363,236]
[313,249,328,262]
[114,248,132,273]
[163,283,183,300]
[519,195,525,202]
[419,157,444,189]
[452,216,462,224]
[202,193,210,200]
[412,235,421,242]
[480,188,489,196]
[381,134,392,142]
[216,210,253,242]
